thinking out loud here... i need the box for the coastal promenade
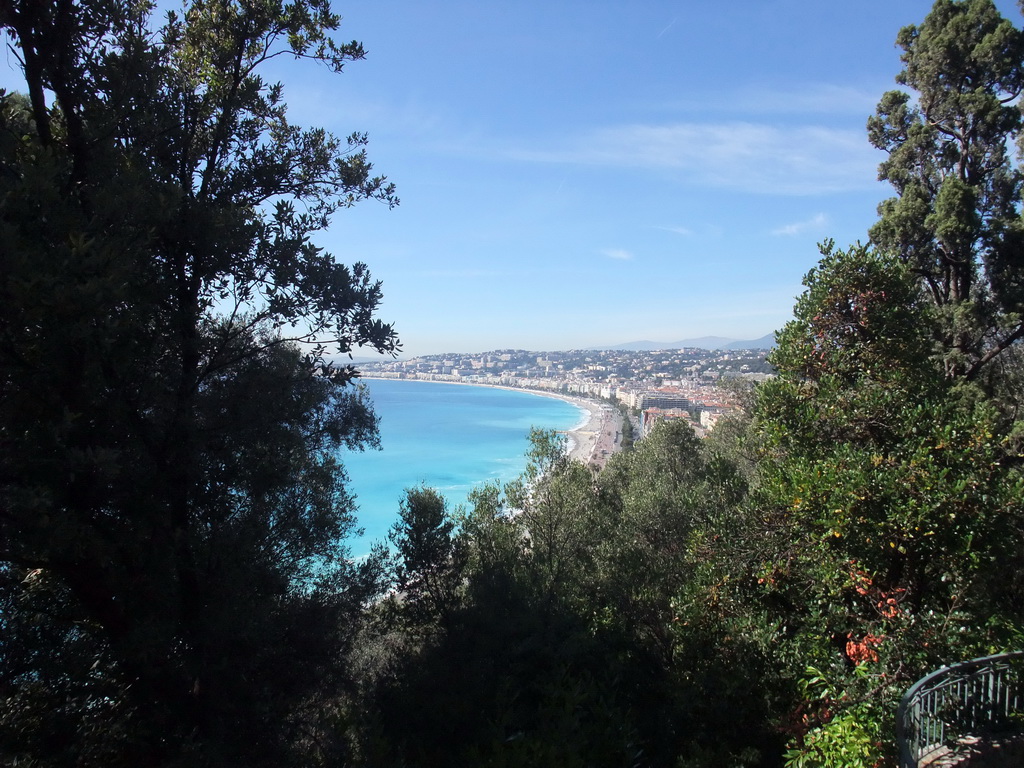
[558,398,623,469]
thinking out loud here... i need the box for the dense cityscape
[361,346,774,438]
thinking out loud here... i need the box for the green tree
[510,429,605,611]
[747,243,1023,766]
[0,1,396,764]
[388,486,466,626]
[594,420,786,767]
[867,0,1024,382]
[353,450,648,767]
[596,421,735,665]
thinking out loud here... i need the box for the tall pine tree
[868,0,1024,382]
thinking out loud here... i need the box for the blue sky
[4,1,1021,356]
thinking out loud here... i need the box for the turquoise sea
[340,378,586,550]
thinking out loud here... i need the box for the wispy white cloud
[738,84,882,116]
[771,212,829,236]
[282,76,450,140]
[662,83,883,117]
[656,17,678,39]
[602,248,634,260]
[657,225,693,236]
[509,121,882,195]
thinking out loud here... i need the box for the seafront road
[563,399,623,470]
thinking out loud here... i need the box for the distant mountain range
[592,334,776,352]
[339,334,777,363]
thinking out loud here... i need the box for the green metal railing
[896,651,1024,767]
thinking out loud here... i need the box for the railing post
[895,651,1024,767]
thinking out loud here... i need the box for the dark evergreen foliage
[868,0,1024,381]
[0,1,395,764]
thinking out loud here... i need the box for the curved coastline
[358,376,614,466]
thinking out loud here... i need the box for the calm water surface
[340,378,585,550]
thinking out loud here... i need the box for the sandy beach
[568,399,623,468]
[527,390,623,468]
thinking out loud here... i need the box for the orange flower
[845,632,884,664]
